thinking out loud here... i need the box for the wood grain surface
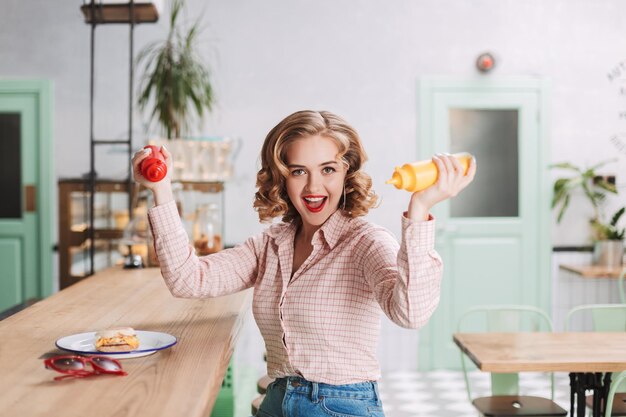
[0,267,252,417]
[454,332,626,373]
[560,264,625,278]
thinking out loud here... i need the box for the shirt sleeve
[361,215,443,329]
[148,200,260,298]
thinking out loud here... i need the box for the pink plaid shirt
[148,201,442,384]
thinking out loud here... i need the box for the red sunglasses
[44,355,127,381]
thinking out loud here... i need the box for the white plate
[56,330,177,359]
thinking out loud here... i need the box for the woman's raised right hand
[131,145,173,191]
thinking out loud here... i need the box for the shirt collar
[316,209,351,250]
[266,210,352,250]
[266,220,296,246]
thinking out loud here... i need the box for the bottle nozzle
[386,171,403,189]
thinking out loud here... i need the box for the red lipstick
[302,195,327,213]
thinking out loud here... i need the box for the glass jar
[192,203,222,255]
[118,214,147,268]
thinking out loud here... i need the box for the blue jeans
[255,376,385,417]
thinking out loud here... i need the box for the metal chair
[565,304,626,332]
[565,304,626,416]
[606,371,626,417]
[458,305,567,417]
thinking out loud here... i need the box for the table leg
[593,373,602,417]
[570,373,576,417]
[591,372,612,417]
[578,374,588,417]
[570,372,614,417]
[600,373,613,417]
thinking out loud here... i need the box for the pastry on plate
[95,327,140,352]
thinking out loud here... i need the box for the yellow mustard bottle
[386,152,473,192]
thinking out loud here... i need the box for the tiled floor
[377,370,572,417]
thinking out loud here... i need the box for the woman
[132,110,476,417]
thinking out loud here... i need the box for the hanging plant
[137,0,214,139]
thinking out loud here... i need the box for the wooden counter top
[0,267,252,417]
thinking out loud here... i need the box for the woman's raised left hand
[408,153,477,221]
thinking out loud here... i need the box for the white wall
[1,0,625,246]
[2,0,626,371]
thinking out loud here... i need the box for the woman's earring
[341,184,347,211]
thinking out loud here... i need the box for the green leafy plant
[137,0,214,139]
[591,207,625,241]
[550,159,623,241]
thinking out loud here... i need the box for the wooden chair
[458,305,567,417]
[251,351,272,416]
[251,375,274,414]
[251,351,273,415]
[566,304,626,416]
[251,394,265,416]
[257,375,274,395]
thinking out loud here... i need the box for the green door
[417,79,551,369]
[0,80,54,313]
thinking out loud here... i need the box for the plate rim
[55,330,177,355]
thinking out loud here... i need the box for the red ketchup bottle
[140,145,167,182]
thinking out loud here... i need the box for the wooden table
[454,332,626,417]
[0,267,252,417]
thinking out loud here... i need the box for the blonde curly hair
[254,110,378,223]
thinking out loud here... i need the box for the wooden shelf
[59,178,130,193]
[81,2,159,24]
[560,264,625,279]
[178,181,224,193]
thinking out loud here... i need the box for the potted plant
[136,0,214,139]
[550,159,624,267]
[591,207,625,241]
[590,207,625,267]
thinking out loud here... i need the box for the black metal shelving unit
[81,1,159,275]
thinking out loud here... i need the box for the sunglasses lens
[91,357,122,371]
[52,358,84,371]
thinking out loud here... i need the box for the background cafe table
[453,332,626,417]
[0,267,252,417]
